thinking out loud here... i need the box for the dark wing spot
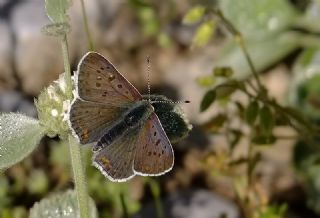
[156,139,161,146]
[162,150,164,154]
[108,74,115,81]
[153,152,156,155]
[96,82,101,87]
[100,67,104,70]
[97,70,101,73]
[148,151,151,156]
[154,132,157,136]
[117,84,123,88]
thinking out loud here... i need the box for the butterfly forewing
[93,128,139,182]
[69,99,124,144]
[134,113,174,175]
[76,52,142,105]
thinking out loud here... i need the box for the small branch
[80,0,95,51]
[120,191,129,218]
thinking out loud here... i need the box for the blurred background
[1,0,320,217]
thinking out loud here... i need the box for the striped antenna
[147,56,151,102]
[144,56,190,105]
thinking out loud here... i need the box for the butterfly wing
[93,127,140,182]
[76,52,141,105]
[133,113,174,176]
[69,98,125,144]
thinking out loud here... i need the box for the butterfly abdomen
[94,101,153,151]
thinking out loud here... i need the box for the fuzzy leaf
[200,89,216,112]
[29,190,97,218]
[45,0,71,23]
[246,101,259,125]
[183,5,205,24]
[0,113,45,169]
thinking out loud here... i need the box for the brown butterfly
[68,52,174,182]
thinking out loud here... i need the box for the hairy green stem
[80,0,95,51]
[61,35,73,99]
[68,135,90,218]
[61,35,90,218]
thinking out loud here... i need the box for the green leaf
[215,80,239,99]
[41,23,70,36]
[201,114,227,132]
[183,5,205,24]
[213,67,234,78]
[29,190,98,218]
[196,75,215,87]
[45,0,71,23]
[259,106,274,136]
[192,20,215,47]
[0,113,45,169]
[200,89,216,112]
[246,101,259,125]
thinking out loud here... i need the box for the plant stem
[61,35,73,99]
[80,0,94,51]
[148,179,164,218]
[61,35,90,218]
[211,8,264,93]
[120,191,129,218]
[69,135,90,218]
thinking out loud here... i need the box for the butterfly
[68,52,182,182]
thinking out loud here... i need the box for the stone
[134,189,240,218]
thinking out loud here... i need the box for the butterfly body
[93,100,154,151]
[69,52,177,182]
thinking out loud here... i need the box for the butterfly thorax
[93,100,154,151]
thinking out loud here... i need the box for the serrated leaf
[213,67,234,78]
[29,190,97,218]
[0,113,45,169]
[246,101,259,125]
[183,5,205,24]
[45,0,71,23]
[192,20,215,47]
[42,23,70,36]
[200,89,216,112]
[259,105,274,136]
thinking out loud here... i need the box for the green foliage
[0,113,45,170]
[29,190,97,218]
[200,89,216,112]
[192,20,216,47]
[246,100,259,125]
[259,204,287,218]
[45,0,71,23]
[259,105,274,136]
[183,5,205,24]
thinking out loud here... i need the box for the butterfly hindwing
[69,98,124,144]
[93,127,140,182]
[134,113,174,176]
[76,52,141,105]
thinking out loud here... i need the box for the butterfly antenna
[150,100,191,104]
[147,56,151,103]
